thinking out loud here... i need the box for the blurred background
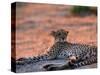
[11,2,97,59]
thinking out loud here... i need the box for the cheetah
[17,29,97,69]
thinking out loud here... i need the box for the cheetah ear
[66,31,69,34]
[50,31,56,36]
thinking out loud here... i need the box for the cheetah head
[50,29,69,42]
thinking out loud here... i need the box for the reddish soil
[12,3,97,59]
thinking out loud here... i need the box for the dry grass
[12,3,97,59]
